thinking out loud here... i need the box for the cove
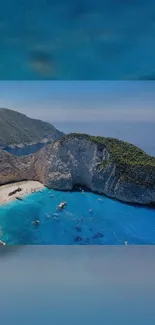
[4,143,46,156]
[0,188,155,245]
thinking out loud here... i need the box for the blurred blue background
[0,246,155,324]
[0,0,155,79]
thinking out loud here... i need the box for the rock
[93,232,104,239]
[74,236,83,242]
[76,226,82,232]
[0,133,155,205]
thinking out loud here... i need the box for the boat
[32,220,40,226]
[16,197,23,201]
[57,201,67,210]
[8,187,22,197]
[0,239,6,246]
[81,190,87,197]
[97,198,103,202]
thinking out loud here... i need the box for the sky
[0,81,155,154]
[0,81,155,122]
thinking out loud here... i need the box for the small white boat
[58,201,67,210]
[0,239,6,246]
[82,190,87,197]
[32,220,40,225]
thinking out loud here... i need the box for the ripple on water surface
[0,188,155,245]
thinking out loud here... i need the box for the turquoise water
[0,188,155,245]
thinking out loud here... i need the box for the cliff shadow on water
[3,143,47,156]
[67,185,155,210]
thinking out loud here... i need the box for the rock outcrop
[0,134,155,205]
[0,149,37,185]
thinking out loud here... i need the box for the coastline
[0,181,45,205]
[0,138,52,150]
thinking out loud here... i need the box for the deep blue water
[0,188,155,245]
[4,143,46,156]
[0,1,155,79]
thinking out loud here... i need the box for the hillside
[0,108,64,148]
[0,133,155,205]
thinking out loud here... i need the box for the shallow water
[0,0,155,79]
[0,188,155,245]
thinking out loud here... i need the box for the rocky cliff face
[0,149,37,185]
[0,108,64,148]
[0,134,155,205]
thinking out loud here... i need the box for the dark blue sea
[0,187,155,245]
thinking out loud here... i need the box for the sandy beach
[0,181,45,205]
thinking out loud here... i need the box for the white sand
[0,181,45,205]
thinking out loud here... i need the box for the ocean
[4,143,45,156]
[4,121,155,157]
[0,188,155,245]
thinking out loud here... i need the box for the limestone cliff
[0,149,37,185]
[0,134,155,205]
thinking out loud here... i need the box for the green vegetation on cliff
[60,133,155,189]
[65,133,155,167]
[0,108,64,147]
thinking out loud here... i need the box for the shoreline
[0,181,45,205]
[0,182,154,209]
